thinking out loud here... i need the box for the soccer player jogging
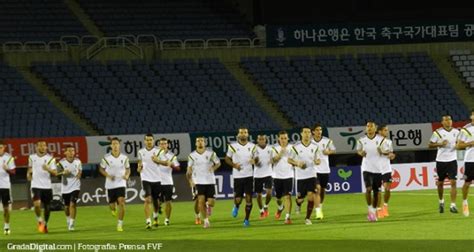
[154,138,180,226]
[27,140,57,233]
[271,131,294,224]
[376,125,396,219]
[289,126,322,225]
[456,109,474,216]
[186,136,221,228]
[137,134,162,229]
[312,123,336,218]
[57,145,82,231]
[0,141,16,235]
[253,135,273,219]
[428,114,460,214]
[357,121,384,222]
[225,127,255,227]
[99,137,130,232]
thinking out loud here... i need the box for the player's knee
[144,197,152,204]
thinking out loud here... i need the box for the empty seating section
[241,52,468,127]
[0,0,88,43]
[78,0,253,39]
[450,49,474,89]
[31,59,279,134]
[0,63,86,138]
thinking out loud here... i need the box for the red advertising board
[2,137,88,167]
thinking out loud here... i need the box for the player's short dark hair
[301,126,311,132]
[144,133,154,139]
[195,136,205,140]
[64,144,75,150]
[0,140,5,146]
[159,137,168,142]
[377,124,388,132]
[366,120,376,125]
[278,130,288,136]
[110,137,121,143]
[36,139,46,144]
[257,134,266,138]
[441,114,452,120]
[238,126,248,132]
[313,123,323,130]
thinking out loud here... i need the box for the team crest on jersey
[248,148,251,151]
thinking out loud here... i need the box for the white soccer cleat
[305,219,312,225]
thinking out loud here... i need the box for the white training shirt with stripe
[157,149,179,186]
[100,153,130,189]
[357,134,385,174]
[378,138,394,174]
[0,153,15,189]
[430,127,460,162]
[290,141,319,180]
[29,153,57,189]
[188,148,220,185]
[271,143,294,179]
[253,144,273,178]
[226,141,255,179]
[138,147,161,183]
[458,124,474,162]
[58,158,82,194]
[312,137,336,174]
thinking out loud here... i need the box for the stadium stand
[0,62,86,138]
[78,0,253,39]
[0,0,88,43]
[31,59,279,135]
[240,52,469,127]
[450,49,474,89]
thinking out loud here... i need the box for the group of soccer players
[0,110,472,234]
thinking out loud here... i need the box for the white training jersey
[290,141,319,180]
[58,158,82,194]
[0,153,15,189]
[357,135,384,174]
[253,145,273,178]
[157,149,179,185]
[430,127,459,162]
[271,144,294,179]
[458,124,474,162]
[138,147,161,183]
[100,153,130,189]
[312,137,336,174]
[226,141,255,179]
[378,138,394,174]
[188,148,220,185]
[29,153,57,189]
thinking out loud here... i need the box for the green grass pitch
[2,189,473,252]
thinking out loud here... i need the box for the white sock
[439,199,444,204]
[195,213,200,218]
[118,220,123,226]
[285,213,290,219]
[263,204,268,209]
[66,217,70,225]
[369,206,376,213]
[165,218,169,222]
[70,219,74,225]
[463,200,468,205]
[153,212,158,219]
[367,205,371,212]
[316,207,321,213]
[146,218,151,224]
[206,202,209,208]
[260,208,264,213]
[36,216,43,222]
[204,218,209,222]
[450,202,456,208]
[278,204,284,211]
[4,223,9,229]
[384,203,388,207]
